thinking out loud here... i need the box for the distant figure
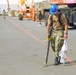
[2,10,6,19]
[38,10,42,25]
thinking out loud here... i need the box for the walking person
[38,10,42,26]
[2,10,6,19]
[46,4,68,65]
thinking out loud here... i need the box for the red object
[7,0,10,11]
[50,0,76,4]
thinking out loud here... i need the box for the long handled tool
[44,14,53,65]
[44,38,51,65]
[44,26,52,65]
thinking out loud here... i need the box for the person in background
[2,10,6,19]
[38,10,42,26]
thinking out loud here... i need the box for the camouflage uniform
[51,29,64,57]
[48,14,67,58]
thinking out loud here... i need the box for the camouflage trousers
[51,29,64,57]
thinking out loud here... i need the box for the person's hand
[64,34,68,39]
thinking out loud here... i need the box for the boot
[54,57,59,65]
[58,56,61,64]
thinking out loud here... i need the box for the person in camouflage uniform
[46,4,68,65]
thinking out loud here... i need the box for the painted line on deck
[8,19,76,67]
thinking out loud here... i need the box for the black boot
[39,22,41,25]
[54,57,59,65]
[58,56,61,64]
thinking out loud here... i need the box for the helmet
[50,4,58,14]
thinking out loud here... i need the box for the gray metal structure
[43,4,76,28]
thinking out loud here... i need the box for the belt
[53,28,62,30]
